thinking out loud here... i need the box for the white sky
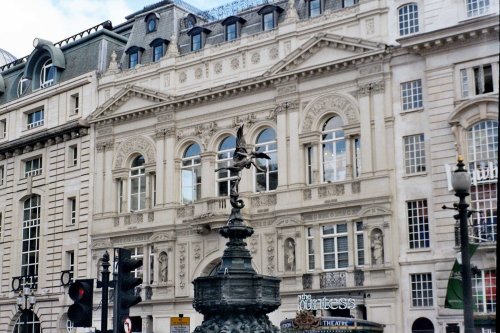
[0,0,233,59]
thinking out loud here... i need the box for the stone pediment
[90,85,171,122]
[265,33,386,76]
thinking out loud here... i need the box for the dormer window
[125,46,144,69]
[187,27,211,52]
[184,13,197,29]
[145,13,160,33]
[150,38,169,62]
[40,59,55,88]
[308,0,322,17]
[221,16,246,42]
[17,76,30,97]
[258,5,283,31]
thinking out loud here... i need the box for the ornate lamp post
[16,287,37,333]
[451,156,474,333]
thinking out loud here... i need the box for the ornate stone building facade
[0,0,497,332]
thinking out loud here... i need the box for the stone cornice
[0,119,90,159]
[396,15,499,54]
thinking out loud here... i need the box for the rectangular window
[472,269,496,313]
[467,0,490,16]
[404,134,426,174]
[67,250,75,272]
[354,137,361,177]
[27,109,44,129]
[71,93,79,114]
[355,221,364,266]
[407,199,430,249]
[411,273,433,307]
[69,197,77,224]
[401,79,423,111]
[69,145,78,167]
[25,157,43,177]
[0,119,6,139]
[192,33,202,51]
[0,165,4,186]
[153,45,163,62]
[473,64,493,95]
[127,247,144,280]
[460,68,469,98]
[309,0,321,17]
[226,23,237,41]
[307,228,315,270]
[322,223,348,270]
[307,146,313,184]
[118,180,124,213]
[129,52,138,68]
[263,12,274,31]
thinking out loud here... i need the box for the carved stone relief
[318,184,345,198]
[178,244,187,289]
[301,94,359,133]
[179,71,187,83]
[214,62,222,74]
[251,52,260,64]
[266,234,275,275]
[158,251,168,283]
[230,58,240,70]
[269,47,279,60]
[113,136,156,169]
[251,194,277,207]
[284,238,296,272]
[370,228,384,265]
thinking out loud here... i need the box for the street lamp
[16,287,37,333]
[451,155,474,333]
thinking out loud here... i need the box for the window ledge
[401,108,424,115]
[402,172,427,179]
[409,306,435,311]
[407,248,431,254]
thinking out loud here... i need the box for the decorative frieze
[318,184,345,198]
[178,244,187,289]
[357,80,385,97]
[251,194,277,207]
[303,189,312,201]
[177,205,194,218]
[266,234,275,275]
[113,136,156,168]
[320,271,347,288]
[96,139,114,152]
[351,181,361,194]
[303,207,361,222]
[302,94,359,133]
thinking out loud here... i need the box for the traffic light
[67,279,93,327]
[114,248,142,333]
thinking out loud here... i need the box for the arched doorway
[13,310,41,333]
[412,317,434,333]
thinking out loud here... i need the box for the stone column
[276,108,288,190]
[358,86,373,176]
[104,146,114,213]
[95,144,105,215]
[345,135,353,179]
[155,130,165,206]
[164,129,176,205]
[201,152,216,199]
[288,104,302,188]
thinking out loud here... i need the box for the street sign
[170,317,190,333]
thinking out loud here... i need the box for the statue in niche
[371,229,384,265]
[284,238,296,272]
[158,251,168,283]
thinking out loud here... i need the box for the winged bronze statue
[215,125,271,210]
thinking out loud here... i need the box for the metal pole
[23,307,28,333]
[101,251,111,333]
[454,159,475,333]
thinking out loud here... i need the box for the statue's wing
[254,152,271,160]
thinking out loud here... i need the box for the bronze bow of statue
[215,124,271,210]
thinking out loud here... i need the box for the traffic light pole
[101,251,111,333]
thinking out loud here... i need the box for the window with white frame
[14,310,41,333]
[401,79,423,111]
[148,245,155,284]
[398,3,419,36]
[27,108,44,129]
[255,128,278,192]
[22,195,41,289]
[467,120,497,243]
[322,223,348,270]
[307,227,315,271]
[306,146,313,184]
[127,247,144,280]
[70,93,79,114]
[181,143,201,204]
[460,64,495,98]
[130,155,146,211]
[472,269,496,313]
[69,145,78,167]
[404,134,426,174]
[466,0,490,16]
[25,157,43,177]
[355,222,364,266]
[66,250,75,273]
[407,199,430,249]
[69,197,77,224]
[354,137,361,177]
[216,136,237,197]
[410,273,433,307]
[0,119,6,139]
[17,77,29,97]
[40,59,55,88]
[322,116,346,182]
[309,0,321,17]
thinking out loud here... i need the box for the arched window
[254,128,278,192]
[40,59,55,88]
[398,3,419,36]
[321,116,346,182]
[467,120,497,242]
[411,317,434,333]
[181,143,201,204]
[130,155,146,211]
[22,195,41,289]
[216,136,237,196]
[14,310,41,333]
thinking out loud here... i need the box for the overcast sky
[1,0,233,58]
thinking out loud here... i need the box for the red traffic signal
[68,279,93,327]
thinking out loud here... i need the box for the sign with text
[170,317,190,333]
[298,294,356,311]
